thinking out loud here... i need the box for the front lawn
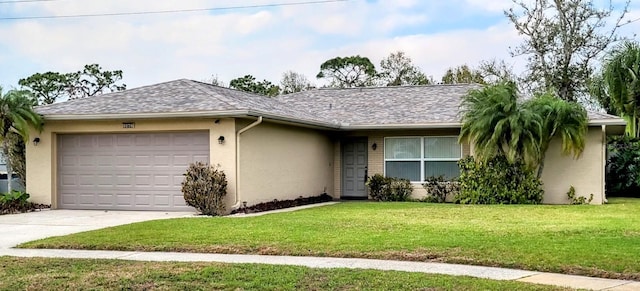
[21,198,640,279]
[0,257,563,290]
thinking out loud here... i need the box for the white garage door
[58,132,209,211]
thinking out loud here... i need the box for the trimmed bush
[422,176,460,203]
[455,156,543,204]
[366,174,388,201]
[606,136,640,197]
[182,162,228,216]
[366,174,413,201]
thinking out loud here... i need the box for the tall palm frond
[459,82,543,170]
[603,41,640,137]
[0,87,42,193]
[526,93,588,177]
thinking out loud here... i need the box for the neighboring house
[26,79,625,211]
[0,153,24,193]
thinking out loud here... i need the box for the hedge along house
[26,79,625,211]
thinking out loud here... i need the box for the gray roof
[278,84,481,126]
[586,111,623,121]
[36,79,335,127]
[36,79,624,129]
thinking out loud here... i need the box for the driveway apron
[0,210,194,249]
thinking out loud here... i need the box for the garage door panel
[193,154,209,161]
[134,195,151,206]
[134,155,153,167]
[77,194,96,205]
[115,135,133,146]
[97,194,115,205]
[134,135,152,146]
[78,155,95,166]
[154,155,171,166]
[116,194,132,206]
[58,132,209,211]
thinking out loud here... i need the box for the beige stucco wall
[540,126,605,204]
[333,129,468,198]
[238,121,334,205]
[26,118,237,208]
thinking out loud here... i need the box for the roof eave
[41,110,250,120]
[246,110,340,130]
[588,119,626,126]
[41,110,341,130]
[340,122,463,130]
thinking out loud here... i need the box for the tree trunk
[536,147,549,180]
[2,141,12,193]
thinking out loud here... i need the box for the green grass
[21,198,640,279]
[0,257,566,290]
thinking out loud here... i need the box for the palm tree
[603,41,640,137]
[460,82,588,178]
[526,93,588,178]
[459,82,543,169]
[0,87,42,193]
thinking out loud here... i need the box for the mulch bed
[230,194,333,214]
[0,203,50,215]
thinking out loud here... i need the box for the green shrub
[366,174,413,201]
[0,190,30,214]
[422,176,460,203]
[566,186,594,205]
[387,178,413,201]
[606,136,640,197]
[182,162,228,216]
[366,174,388,201]
[455,156,544,204]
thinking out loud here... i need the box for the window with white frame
[384,136,462,182]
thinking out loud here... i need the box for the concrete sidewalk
[1,248,637,290]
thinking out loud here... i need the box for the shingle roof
[36,79,334,127]
[277,84,481,126]
[586,111,623,121]
[36,79,624,129]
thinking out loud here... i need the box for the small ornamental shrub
[0,190,48,215]
[422,176,460,203]
[455,156,544,204]
[566,186,594,205]
[387,178,413,201]
[366,174,413,202]
[182,162,228,216]
[366,174,388,201]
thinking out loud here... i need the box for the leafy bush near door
[182,162,228,216]
[366,174,413,201]
[455,156,544,204]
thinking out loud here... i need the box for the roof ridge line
[186,79,239,110]
[316,83,481,90]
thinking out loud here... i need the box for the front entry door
[341,138,368,199]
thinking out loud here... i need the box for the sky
[0,0,639,90]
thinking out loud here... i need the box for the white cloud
[463,0,512,13]
[0,0,628,90]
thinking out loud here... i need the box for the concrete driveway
[0,210,195,249]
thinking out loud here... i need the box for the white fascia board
[588,119,626,126]
[42,110,249,120]
[340,122,463,130]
